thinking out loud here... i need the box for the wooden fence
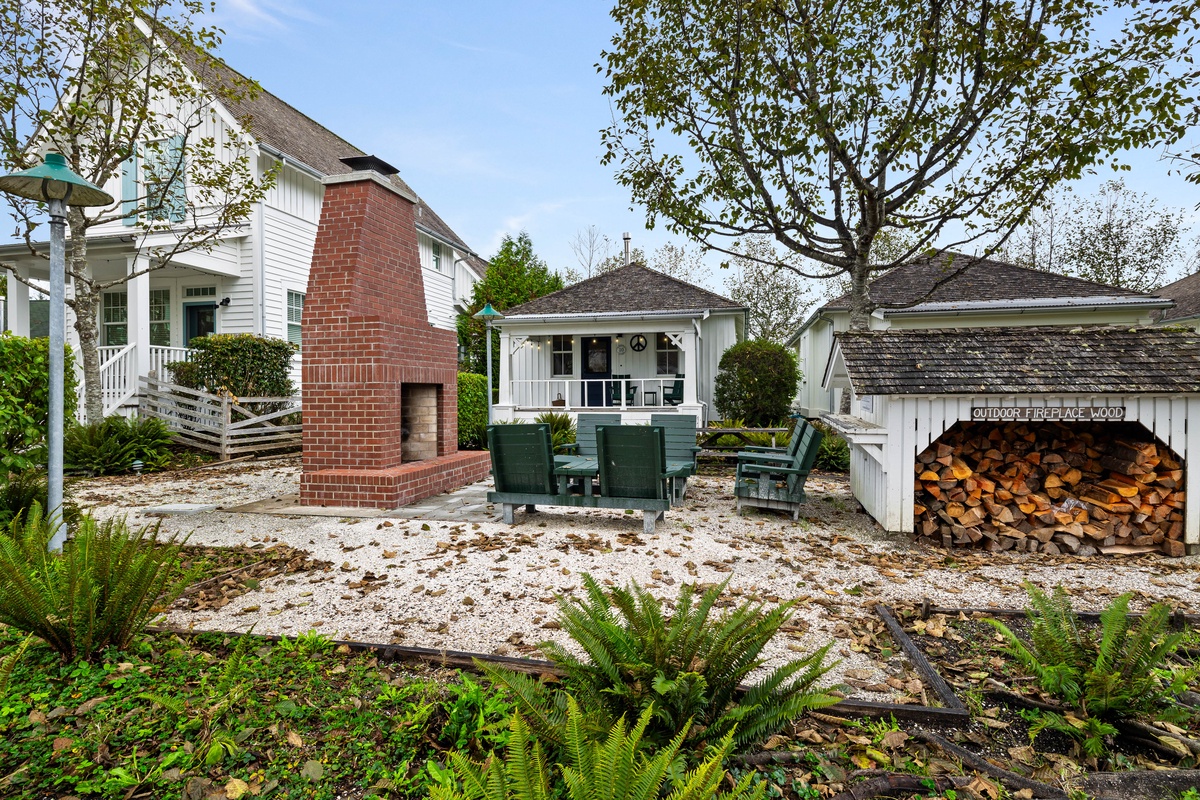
[138,376,302,460]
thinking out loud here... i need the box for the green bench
[734,421,823,520]
[651,413,701,502]
[488,423,676,533]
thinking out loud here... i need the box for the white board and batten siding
[840,393,1200,548]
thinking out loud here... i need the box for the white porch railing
[150,345,192,378]
[511,378,682,410]
[99,343,136,417]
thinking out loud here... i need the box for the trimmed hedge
[458,372,489,448]
[0,333,78,472]
[168,334,297,398]
[714,340,799,427]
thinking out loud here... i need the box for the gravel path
[75,457,1200,700]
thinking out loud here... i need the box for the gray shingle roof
[504,264,744,316]
[167,33,482,265]
[1155,272,1200,322]
[835,326,1200,395]
[823,251,1155,310]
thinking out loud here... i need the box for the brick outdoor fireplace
[299,159,491,508]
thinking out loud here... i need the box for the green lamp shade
[473,302,505,320]
[0,153,114,207]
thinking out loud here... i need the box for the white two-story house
[0,21,485,417]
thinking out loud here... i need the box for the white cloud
[215,0,323,39]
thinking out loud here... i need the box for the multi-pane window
[431,241,443,271]
[184,286,216,298]
[656,334,680,375]
[287,290,304,347]
[149,289,171,346]
[552,335,573,376]
[143,136,186,223]
[102,292,128,347]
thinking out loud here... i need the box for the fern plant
[481,575,842,756]
[430,696,766,800]
[0,633,35,695]
[0,468,81,530]
[64,415,174,476]
[0,504,194,661]
[986,583,1197,754]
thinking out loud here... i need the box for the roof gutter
[416,222,481,261]
[501,308,746,324]
[258,143,326,181]
[876,296,1174,318]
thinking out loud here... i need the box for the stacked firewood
[913,422,1186,557]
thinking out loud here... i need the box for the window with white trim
[431,241,443,271]
[656,334,680,375]
[149,288,171,346]
[102,292,128,346]
[552,335,573,376]
[287,290,304,347]
[184,286,216,298]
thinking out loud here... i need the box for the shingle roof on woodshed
[835,326,1200,395]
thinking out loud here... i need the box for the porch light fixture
[473,302,505,425]
[0,153,113,552]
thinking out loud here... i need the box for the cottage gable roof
[823,252,1154,310]
[834,326,1200,395]
[167,35,484,272]
[504,264,744,317]
[1154,272,1200,322]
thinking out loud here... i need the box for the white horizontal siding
[262,206,318,341]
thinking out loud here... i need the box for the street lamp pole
[0,153,113,551]
[472,303,505,427]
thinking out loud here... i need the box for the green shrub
[811,421,849,472]
[985,583,1197,756]
[168,333,297,398]
[534,411,576,451]
[0,469,81,530]
[0,333,78,472]
[65,415,173,476]
[481,574,842,756]
[714,340,799,426]
[431,697,765,800]
[0,504,194,661]
[458,372,489,448]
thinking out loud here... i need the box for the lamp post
[0,153,113,551]
[472,302,505,426]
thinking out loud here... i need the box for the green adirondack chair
[734,422,824,520]
[556,413,620,462]
[608,374,637,406]
[651,413,701,503]
[735,419,810,468]
[596,425,679,534]
[488,423,558,523]
[662,374,684,406]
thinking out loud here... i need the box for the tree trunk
[840,255,873,413]
[66,211,103,423]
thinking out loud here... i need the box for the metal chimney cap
[339,154,400,176]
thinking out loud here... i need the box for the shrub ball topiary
[714,339,800,426]
[457,372,489,448]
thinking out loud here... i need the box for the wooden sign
[971,406,1125,422]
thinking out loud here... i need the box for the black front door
[581,336,611,407]
[184,303,216,345]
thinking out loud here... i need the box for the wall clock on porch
[630,334,648,351]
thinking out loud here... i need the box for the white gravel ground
[74,457,1200,700]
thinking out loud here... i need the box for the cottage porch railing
[510,377,682,410]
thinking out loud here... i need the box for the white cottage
[788,252,1173,418]
[822,326,1200,555]
[493,265,746,426]
[0,21,485,417]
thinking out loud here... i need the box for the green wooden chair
[487,423,558,523]
[651,413,702,503]
[662,374,684,406]
[596,425,678,534]
[734,422,824,520]
[555,412,620,466]
[735,418,810,468]
[608,374,636,407]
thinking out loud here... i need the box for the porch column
[4,267,29,336]
[498,329,512,406]
[681,328,699,405]
[127,255,151,379]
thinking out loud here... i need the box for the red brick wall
[300,174,485,507]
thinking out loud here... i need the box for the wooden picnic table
[697,427,789,451]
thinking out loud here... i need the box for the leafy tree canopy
[600,0,1197,328]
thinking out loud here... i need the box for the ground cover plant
[65,415,175,476]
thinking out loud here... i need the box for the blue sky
[213,1,1197,284]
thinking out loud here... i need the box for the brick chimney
[299,161,491,508]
